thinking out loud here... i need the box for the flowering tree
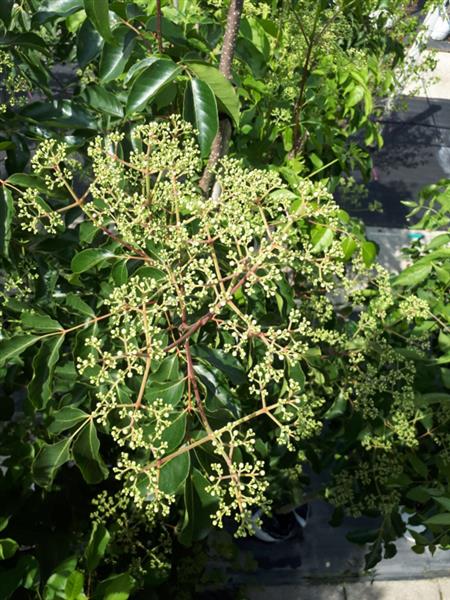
[0,0,449,597]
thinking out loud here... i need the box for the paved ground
[404,51,450,99]
[245,578,450,600]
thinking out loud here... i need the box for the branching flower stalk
[2,117,439,575]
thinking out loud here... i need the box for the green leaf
[346,528,379,545]
[179,469,217,546]
[0,187,13,258]
[86,523,110,572]
[435,497,450,511]
[0,516,9,533]
[126,59,181,115]
[83,0,113,42]
[192,346,246,385]
[161,413,186,453]
[111,260,128,285]
[29,336,64,410]
[341,237,357,261]
[362,240,377,267]
[324,392,346,419]
[7,173,48,192]
[71,248,115,273]
[32,437,72,488]
[159,452,190,494]
[311,226,333,253]
[49,407,89,434]
[150,355,181,382]
[123,57,158,85]
[77,19,103,68]
[21,100,96,129]
[0,33,49,54]
[65,293,95,317]
[347,84,365,108]
[0,1,14,25]
[100,28,136,83]
[0,555,39,599]
[184,78,218,158]
[424,513,450,526]
[394,263,432,287]
[38,0,83,16]
[73,420,108,484]
[94,573,134,600]
[65,571,84,600]
[21,311,62,333]
[438,331,450,353]
[184,61,240,126]
[145,378,185,406]
[85,85,124,117]
[0,335,41,367]
[0,539,19,561]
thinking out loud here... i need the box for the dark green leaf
[86,522,110,572]
[85,85,124,117]
[0,187,13,258]
[0,33,49,54]
[94,573,134,600]
[145,378,185,406]
[84,0,113,42]
[192,346,246,385]
[324,392,347,419]
[0,0,14,25]
[126,59,181,115]
[365,538,383,570]
[0,539,18,561]
[7,174,48,193]
[124,57,158,85]
[184,78,218,158]
[77,19,103,68]
[184,61,240,126]
[179,469,217,546]
[111,260,128,285]
[37,0,83,17]
[435,497,450,511]
[21,101,96,130]
[48,407,89,434]
[73,420,108,484]
[32,437,72,488]
[159,452,190,494]
[21,312,62,333]
[65,292,95,317]
[100,28,136,83]
[0,335,41,367]
[346,528,379,544]
[161,413,186,453]
[71,248,115,273]
[29,335,64,410]
[424,513,450,526]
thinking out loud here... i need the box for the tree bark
[156,0,163,53]
[199,0,244,194]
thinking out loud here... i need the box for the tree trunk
[199,0,244,194]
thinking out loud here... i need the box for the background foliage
[0,0,449,598]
